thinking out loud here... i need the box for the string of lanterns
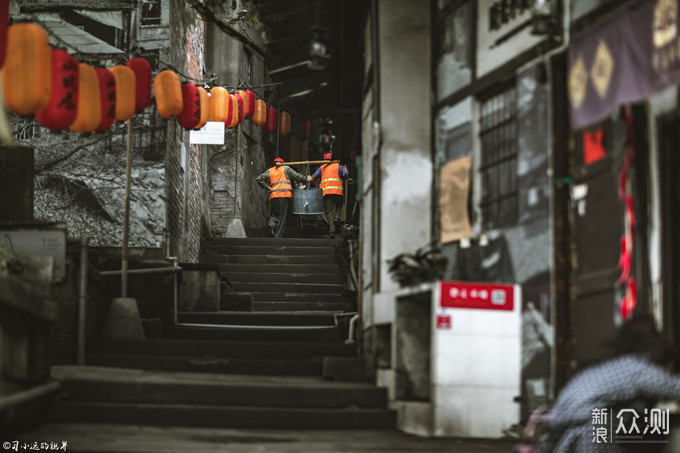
[0,19,309,138]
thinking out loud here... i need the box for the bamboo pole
[233,124,240,218]
[121,119,132,297]
[281,159,340,166]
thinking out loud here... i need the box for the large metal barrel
[292,187,323,215]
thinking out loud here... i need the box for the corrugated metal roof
[41,19,124,55]
[20,0,137,12]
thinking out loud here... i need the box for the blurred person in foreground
[535,314,680,452]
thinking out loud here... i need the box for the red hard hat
[274,157,284,164]
[323,152,332,160]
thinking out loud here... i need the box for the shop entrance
[658,115,680,363]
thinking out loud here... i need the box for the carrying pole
[234,124,241,218]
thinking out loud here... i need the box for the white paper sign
[189,121,225,145]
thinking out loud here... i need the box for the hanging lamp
[194,85,209,129]
[3,22,51,116]
[264,106,278,133]
[154,70,182,119]
[69,63,101,133]
[36,49,79,130]
[109,64,135,121]
[252,99,266,126]
[126,57,152,111]
[95,67,116,131]
[208,86,230,122]
[177,82,200,130]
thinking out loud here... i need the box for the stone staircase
[47,228,395,429]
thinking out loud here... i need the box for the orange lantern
[154,70,182,119]
[194,85,209,129]
[126,57,152,111]
[244,90,255,118]
[95,67,116,132]
[208,86,230,122]
[2,22,51,116]
[264,106,277,133]
[177,83,200,130]
[110,64,135,121]
[279,111,291,137]
[252,99,266,126]
[0,0,9,69]
[36,49,79,130]
[69,63,101,133]
[228,92,244,128]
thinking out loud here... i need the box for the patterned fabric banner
[569,0,680,129]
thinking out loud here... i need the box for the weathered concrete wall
[377,1,432,293]
[204,6,270,236]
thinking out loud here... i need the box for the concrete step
[177,311,340,326]
[253,301,353,312]
[204,237,341,247]
[48,401,396,429]
[169,325,340,342]
[232,282,345,294]
[248,291,347,303]
[246,227,331,238]
[216,262,342,275]
[214,254,338,265]
[54,369,388,409]
[87,339,356,360]
[225,272,344,285]
[85,353,323,376]
[206,245,337,256]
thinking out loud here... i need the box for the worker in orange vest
[307,152,349,238]
[256,157,307,238]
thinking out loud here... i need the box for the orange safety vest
[268,166,292,200]
[320,163,344,196]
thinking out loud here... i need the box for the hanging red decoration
[69,63,101,133]
[110,64,135,121]
[95,67,116,132]
[209,86,230,122]
[264,106,278,133]
[177,83,200,130]
[227,93,242,128]
[36,49,79,131]
[2,22,51,116]
[252,99,266,126]
[0,0,10,69]
[302,119,315,140]
[244,90,255,118]
[279,111,291,136]
[126,57,152,111]
[194,86,209,129]
[154,70,182,119]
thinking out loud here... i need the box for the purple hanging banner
[569,0,680,130]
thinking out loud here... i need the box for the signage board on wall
[440,281,515,311]
[476,0,548,77]
[0,226,67,281]
[189,121,225,145]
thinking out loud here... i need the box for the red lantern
[69,63,101,133]
[264,106,277,133]
[3,22,51,116]
[95,67,116,132]
[302,119,315,140]
[279,111,291,137]
[126,57,152,111]
[110,64,135,121]
[194,86,209,129]
[244,90,255,118]
[36,49,79,130]
[177,83,200,130]
[0,0,9,69]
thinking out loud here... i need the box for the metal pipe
[0,381,60,412]
[345,313,360,344]
[171,257,178,326]
[100,266,182,276]
[77,235,89,365]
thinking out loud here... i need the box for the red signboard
[436,315,452,329]
[440,281,514,311]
